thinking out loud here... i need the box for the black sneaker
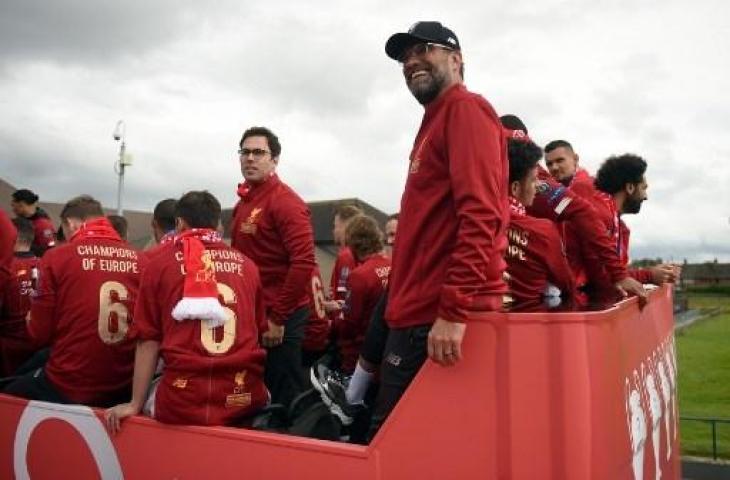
[310,364,356,425]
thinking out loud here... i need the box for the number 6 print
[200,283,237,355]
[98,281,130,345]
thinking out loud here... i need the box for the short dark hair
[387,213,399,222]
[12,189,39,205]
[12,217,34,245]
[107,215,128,240]
[60,195,104,221]
[345,214,384,259]
[500,114,528,134]
[544,140,573,154]
[508,139,543,183]
[594,154,647,195]
[175,191,221,229]
[335,203,362,222]
[153,198,177,232]
[240,126,281,158]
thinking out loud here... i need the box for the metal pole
[712,420,717,461]
[116,141,126,216]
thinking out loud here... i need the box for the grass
[677,293,730,459]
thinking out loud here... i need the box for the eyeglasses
[238,148,271,159]
[398,42,454,63]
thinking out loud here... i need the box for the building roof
[2,177,390,251]
[0,178,154,249]
[681,261,730,281]
[222,197,391,246]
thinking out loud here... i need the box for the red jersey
[302,266,330,353]
[338,253,390,373]
[526,166,628,287]
[386,84,508,328]
[28,208,56,255]
[133,241,268,426]
[231,174,316,325]
[0,210,16,312]
[28,219,143,405]
[569,182,654,285]
[330,247,356,301]
[506,211,574,302]
[0,253,40,375]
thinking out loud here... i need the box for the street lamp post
[113,120,127,216]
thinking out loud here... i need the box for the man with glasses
[368,22,508,438]
[231,126,317,408]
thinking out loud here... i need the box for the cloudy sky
[1,0,728,262]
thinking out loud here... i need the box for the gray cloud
[0,1,238,67]
[1,0,728,263]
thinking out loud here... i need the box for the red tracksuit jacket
[526,166,629,288]
[28,237,143,405]
[386,84,508,328]
[302,266,330,353]
[0,210,16,310]
[132,242,268,426]
[506,213,575,301]
[338,253,390,373]
[0,253,40,375]
[231,174,316,325]
[569,181,654,285]
[330,247,356,301]
[28,209,56,255]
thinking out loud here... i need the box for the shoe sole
[309,368,354,426]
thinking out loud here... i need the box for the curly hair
[594,154,647,194]
[508,139,542,183]
[345,214,384,259]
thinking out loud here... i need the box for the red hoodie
[231,174,317,325]
[385,84,508,328]
[506,207,574,301]
[337,253,390,373]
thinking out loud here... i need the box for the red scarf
[509,196,526,216]
[170,228,227,327]
[236,172,277,201]
[70,217,122,243]
[158,230,176,246]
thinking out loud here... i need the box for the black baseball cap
[385,21,460,61]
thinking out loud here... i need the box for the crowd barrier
[0,285,679,479]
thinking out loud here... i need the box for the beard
[407,68,448,105]
[623,194,644,214]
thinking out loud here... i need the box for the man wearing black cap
[371,22,509,437]
[11,189,56,256]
